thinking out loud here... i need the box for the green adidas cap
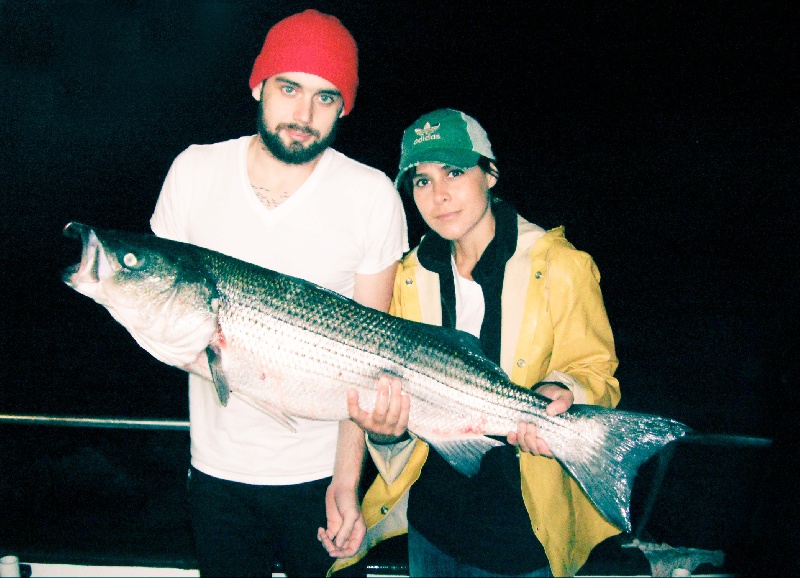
[395,108,495,187]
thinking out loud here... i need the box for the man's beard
[256,103,339,165]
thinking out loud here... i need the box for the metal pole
[0,414,189,431]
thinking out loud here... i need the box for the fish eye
[123,252,140,268]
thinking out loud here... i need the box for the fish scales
[211,253,531,432]
[63,222,691,532]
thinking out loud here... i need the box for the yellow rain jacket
[330,217,622,577]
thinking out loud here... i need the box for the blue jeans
[408,525,552,577]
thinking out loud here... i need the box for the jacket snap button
[405,278,413,285]
[535,271,542,279]
[381,506,389,515]
[517,359,526,367]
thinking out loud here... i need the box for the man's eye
[281,86,296,94]
[319,94,334,104]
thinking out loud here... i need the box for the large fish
[62,222,689,532]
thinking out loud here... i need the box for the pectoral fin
[424,434,505,477]
[206,344,230,406]
[204,340,299,433]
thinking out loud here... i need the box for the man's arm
[319,418,368,557]
[319,262,399,558]
[351,264,398,312]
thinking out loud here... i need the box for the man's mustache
[278,123,319,138]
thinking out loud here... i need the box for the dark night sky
[1,1,797,431]
[1,2,799,572]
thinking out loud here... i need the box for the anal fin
[425,434,505,477]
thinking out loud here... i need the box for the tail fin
[554,405,690,532]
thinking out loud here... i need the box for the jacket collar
[415,197,519,363]
[416,196,518,277]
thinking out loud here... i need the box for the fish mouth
[62,222,108,287]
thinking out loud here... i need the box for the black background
[1,1,797,574]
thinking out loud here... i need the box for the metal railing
[0,412,403,577]
[1,413,774,576]
[0,414,190,430]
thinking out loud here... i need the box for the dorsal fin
[420,324,509,382]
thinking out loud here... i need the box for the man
[149,10,408,576]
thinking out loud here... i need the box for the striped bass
[62,222,690,532]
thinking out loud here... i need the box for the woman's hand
[507,382,574,456]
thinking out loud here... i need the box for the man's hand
[507,382,574,457]
[317,481,366,558]
[347,374,410,444]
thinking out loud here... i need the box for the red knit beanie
[249,10,359,115]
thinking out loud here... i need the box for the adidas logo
[413,122,441,145]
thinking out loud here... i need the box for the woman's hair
[397,156,499,196]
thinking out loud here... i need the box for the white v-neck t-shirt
[151,136,408,484]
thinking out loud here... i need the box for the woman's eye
[413,178,429,188]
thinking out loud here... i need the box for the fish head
[62,222,219,368]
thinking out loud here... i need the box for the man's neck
[247,135,324,207]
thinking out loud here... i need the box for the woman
[325,109,622,577]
